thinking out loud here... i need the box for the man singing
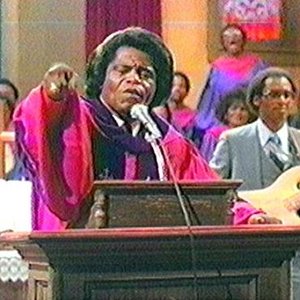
[14,27,220,230]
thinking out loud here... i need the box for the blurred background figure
[200,88,254,162]
[288,92,300,129]
[153,71,196,136]
[0,78,19,130]
[0,79,19,178]
[193,24,268,147]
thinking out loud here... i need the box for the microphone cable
[158,138,234,300]
[183,193,202,225]
[157,139,199,300]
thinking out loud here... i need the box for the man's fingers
[48,71,79,89]
[46,62,74,76]
[68,72,80,89]
[43,63,80,101]
[248,214,282,224]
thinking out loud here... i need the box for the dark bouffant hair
[0,78,19,114]
[85,27,174,108]
[0,78,19,100]
[247,67,298,114]
[216,88,254,124]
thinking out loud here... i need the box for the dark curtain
[86,0,162,60]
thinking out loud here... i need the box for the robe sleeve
[161,127,219,180]
[232,200,265,225]
[13,86,93,226]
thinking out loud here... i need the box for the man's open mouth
[124,88,142,98]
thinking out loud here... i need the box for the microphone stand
[158,139,233,300]
[157,138,199,300]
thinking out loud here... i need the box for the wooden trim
[0,131,15,143]
[26,225,300,240]
[2,226,299,299]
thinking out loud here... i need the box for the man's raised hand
[43,63,80,101]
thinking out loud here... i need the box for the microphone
[130,104,162,139]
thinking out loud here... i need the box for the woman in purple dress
[200,88,254,162]
[193,24,268,146]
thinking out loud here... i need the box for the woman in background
[193,24,268,146]
[0,78,21,178]
[153,71,196,136]
[200,88,254,162]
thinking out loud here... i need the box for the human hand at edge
[248,213,282,225]
[43,63,80,101]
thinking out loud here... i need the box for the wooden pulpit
[80,180,242,229]
[2,180,300,299]
[2,226,300,300]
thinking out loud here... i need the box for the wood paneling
[0,281,27,300]
[78,180,242,229]
[2,226,300,299]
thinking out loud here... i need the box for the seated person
[13,27,276,230]
[200,88,254,162]
[153,71,196,135]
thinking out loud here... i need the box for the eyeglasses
[262,90,295,100]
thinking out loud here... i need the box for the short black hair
[85,27,174,108]
[0,78,19,101]
[0,78,19,116]
[174,71,191,94]
[247,67,298,114]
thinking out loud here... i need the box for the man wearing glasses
[210,67,300,191]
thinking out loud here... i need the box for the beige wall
[1,0,86,98]
[1,0,300,101]
[161,0,208,109]
[1,0,19,90]
[1,0,209,104]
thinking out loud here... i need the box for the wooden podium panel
[83,180,242,228]
[2,226,300,300]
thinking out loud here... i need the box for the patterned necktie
[266,134,285,171]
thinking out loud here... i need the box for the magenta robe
[200,125,229,162]
[14,87,260,230]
